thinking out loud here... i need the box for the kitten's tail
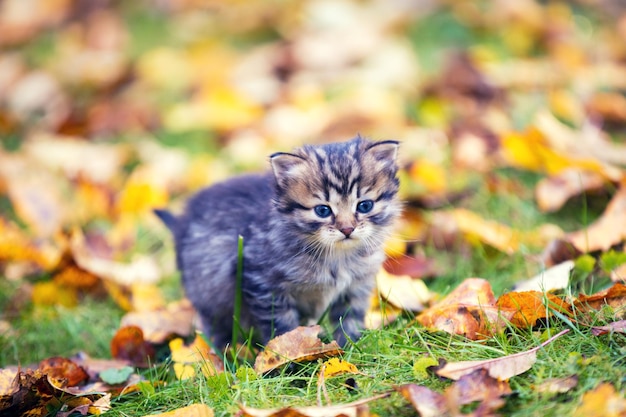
[153,209,178,233]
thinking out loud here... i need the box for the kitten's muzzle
[340,227,355,237]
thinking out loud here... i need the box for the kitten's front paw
[334,326,362,347]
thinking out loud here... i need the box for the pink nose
[340,227,354,237]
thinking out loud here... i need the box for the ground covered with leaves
[1,0,626,416]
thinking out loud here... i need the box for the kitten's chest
[290,263,356,323]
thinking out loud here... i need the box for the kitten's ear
[365,140,399,171]
[270,152,308,185]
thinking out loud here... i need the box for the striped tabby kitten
[156,136,400,349]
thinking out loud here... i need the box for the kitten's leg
[197,310,232,351]
[248,293,300,344]
[329,284,373,345]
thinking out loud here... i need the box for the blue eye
[314,205,332,218]
[356,200,374,214]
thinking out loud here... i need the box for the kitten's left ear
[270,152,308,185]
[366,140,399,165]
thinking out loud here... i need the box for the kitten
[155,136,401,349]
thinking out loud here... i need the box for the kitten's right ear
[270,152,308,185]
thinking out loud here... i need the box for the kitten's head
[270,136,401,253]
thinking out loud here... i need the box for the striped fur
[158,136,401,349]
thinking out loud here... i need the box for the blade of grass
[231,235,244,362]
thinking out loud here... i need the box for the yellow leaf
[169,335,223,380]
[32,281,78,307]
[451,209,519,254]
[573,383,626,417]
[116,178,168,216]
[322,358,359,377]
[409,160,447,194]
[376,269,431,312]
[131,283,165,312]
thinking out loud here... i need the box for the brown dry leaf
[435,329,569,380]
[253,325,342,374]
[535,168,607,213]
[120,299,195,344]
[590,320,626,336]
[496,291,570,328]
[170,335,223,380]
[70,228,162,286]
[0,368,106,417]
[417,278,512,340]
[533,375,578,394]
[376,268,431,312]
[450,368,512,406]
[110,326,155,368]
[240,392,389,417]
[38,357,89,387]
[575,283,626,316]
[573,383,626,417]
[143,404,214,417]
[395,384,446,417]
[567,185,626,253]
[382,254,438,279]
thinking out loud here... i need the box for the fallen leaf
[496,291,570,327]
[110,326,155,367]
[535,168,607,213]
[376,268,431,312]
[120,299,195,343]
[435,329,570,380]
[240,392,389,417]
[143,403,214,417]
[38,357,89,387]
[572,383,626,417]
[590,320,626,336]
[513,260,574,292]
[395,384,445,417]
[575,283,626,316]
[98,366,134,386]
[449,368,512,405]
[417,278,512,340]
[32,281,78,307]
[253,325,342,374]
[321,358,359,378]
[533,375,578,394]
[70,228,161,286]
[567,184,626,253]
[382,254,437,278]
[170,335,224,380]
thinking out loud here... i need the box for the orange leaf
[110,326,155,367]
[253,325,342,374]
[417,278,511,340]
[575,283,626,314]
[38,357,89,387]
[496,291,570,327]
